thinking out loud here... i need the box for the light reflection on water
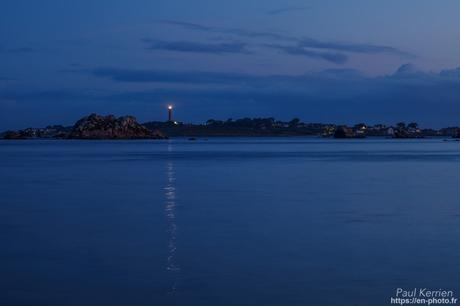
[165,143,180,293]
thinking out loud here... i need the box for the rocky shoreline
[2,114,460,140]
[2,114,166,140]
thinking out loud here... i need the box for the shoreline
[3,113,460,140]
[1,135,457,141]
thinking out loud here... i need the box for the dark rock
[2,130,29,140]
[453,129,460,139]
[393,129,409,138]
[334,126,355,139]
[68,113,166,139]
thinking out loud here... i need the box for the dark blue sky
[2,0,460,129]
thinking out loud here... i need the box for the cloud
[0,90,100,102]
[141,39,250,54]
[263,39,412,63]
[440,67,460,78]
[160,20,295,41]
[394,63,419,74]
[266,6,311,15]
[299,38,414,57]
[0,77,15,81]
[91,66,360,85]
[91,63,460,87]
[5,64,460,128]
[159,20,214,32]
[0,46,36,54]
[92,67,260,84]
[161,20,412,58]
[266,44,348,64]
[90,65,460,127]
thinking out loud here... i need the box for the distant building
[372,124,387,130]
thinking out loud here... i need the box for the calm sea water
[1,138,460,306]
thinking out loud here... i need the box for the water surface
[1,138,460,306]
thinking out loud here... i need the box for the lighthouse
[168,105,173,122]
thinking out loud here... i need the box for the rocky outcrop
[453,129,460,139]
[393,129,410,139]
[68,114,166,139]
[2,130,29,140]
[333,126,355,139]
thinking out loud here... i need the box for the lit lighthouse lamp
[167,105,173,122]
[167,105,178,124]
